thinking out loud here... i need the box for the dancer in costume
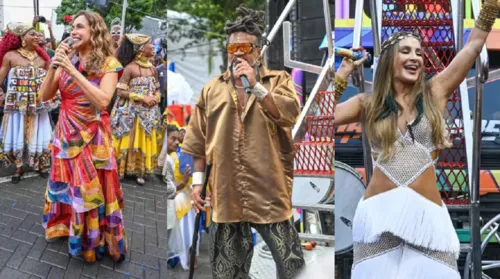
[111,34,162,185]
[334,1,499,278]
[41,11,127,263]
[0,22,53,183]
[183,5,305,278]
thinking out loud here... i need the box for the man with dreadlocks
[182,5,305,278]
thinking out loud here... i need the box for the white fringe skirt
[351,187,461,279]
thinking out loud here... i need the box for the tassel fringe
[352,187,460,258]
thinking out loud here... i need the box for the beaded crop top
[370,116,438,188]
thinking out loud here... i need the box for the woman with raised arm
[0,22,53,183]
[40,11,127,263]
[111,34,162,185]
[335,1,499,278]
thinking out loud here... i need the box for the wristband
[251,82,269,101]
[192,172,205,185]
[129,93,144,101]
[116,82,129,90]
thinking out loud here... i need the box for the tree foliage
[167,0,266,73]
[55,0,166,33]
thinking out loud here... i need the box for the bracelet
[334,74,348,101]
[116,82,129,90]
[251,82,269,101]
[192,172,205,185]
[129,93,144,101]
[475,0,499,33]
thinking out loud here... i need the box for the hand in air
[337,47,370,79]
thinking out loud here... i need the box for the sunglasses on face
[226,43,258,54]
[111,31,121,36]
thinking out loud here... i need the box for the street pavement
[0,167,171,279]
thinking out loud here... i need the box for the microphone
[232,59,252,94]
[335,47,371,63]
[52,37,74,70]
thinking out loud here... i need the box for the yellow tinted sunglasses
[226,43,257,54]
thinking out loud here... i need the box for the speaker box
[266,0,288,71]
[294,0,334,98]
[267,0,334,98]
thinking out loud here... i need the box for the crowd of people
[0,11,170,263]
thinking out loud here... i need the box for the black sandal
[12,169,24,184]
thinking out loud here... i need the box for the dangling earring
[255,56,262,67]
[22,41,26,48]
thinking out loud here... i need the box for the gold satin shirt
[182,67,301,224]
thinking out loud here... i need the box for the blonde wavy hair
[72,11,114,73]
[364,32,451,161]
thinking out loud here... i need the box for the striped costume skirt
[351,187,461,279]
[42,144,128,263]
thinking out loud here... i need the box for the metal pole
[471,57,484,279]
[353,0,373,184]
[369,0,381,58]
[322,0,333,59]
[261,0,296,57]
[120,0,127,35]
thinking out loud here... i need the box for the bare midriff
[364,150,442,206]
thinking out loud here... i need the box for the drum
[334,161,366,255]
[292,175,334,205]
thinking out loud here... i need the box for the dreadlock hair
[224,5,268,47]
[116,36,137,67]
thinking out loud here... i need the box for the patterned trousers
[209,220,305,279]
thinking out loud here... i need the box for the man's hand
[46,20,52,31]
[191,185,206,214]
[233,58,257,88]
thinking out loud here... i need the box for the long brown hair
[72,11,114,73]
[364,33,451,161]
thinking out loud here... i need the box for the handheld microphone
[335,47,371,63]
[52,37,74,70]
[232,59,252,94]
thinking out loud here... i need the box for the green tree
[55,0,164,33]
[167,0,266,73]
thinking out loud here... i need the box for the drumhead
[292,175,334,205]
[334,161,366,255]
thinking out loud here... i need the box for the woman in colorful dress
[0,22,53,183]
[111,34,162,185]
[41,11,127,263]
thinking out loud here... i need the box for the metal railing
[465,0,490,277]
[352,0,374,184]
[261,0,297,58]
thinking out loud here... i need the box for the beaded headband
[7,22,34,37]
[381,31,422,54]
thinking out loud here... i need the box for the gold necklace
[135,56,153,68]
[17,48,38,66]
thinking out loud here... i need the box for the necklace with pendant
[17,48,38,66]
